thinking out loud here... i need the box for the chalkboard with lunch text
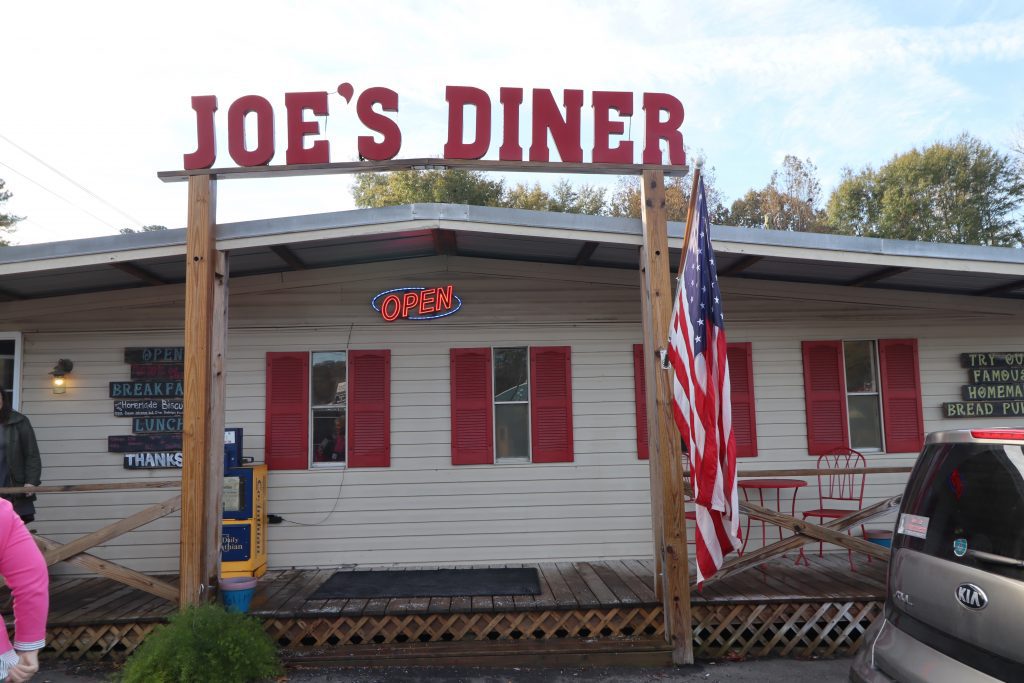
[110,346,185,469]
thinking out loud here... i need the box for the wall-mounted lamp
[50,359,73,394]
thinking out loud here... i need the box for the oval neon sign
[371,285,462,321]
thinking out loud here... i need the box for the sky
[2,0,1023,245]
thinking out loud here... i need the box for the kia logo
[956,583,988,610]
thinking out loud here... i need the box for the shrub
[118,603,281,683]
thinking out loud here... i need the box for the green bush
[118,603,281,683]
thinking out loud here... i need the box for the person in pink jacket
[0,497,47,682]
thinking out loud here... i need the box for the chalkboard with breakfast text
[109,347,185,469]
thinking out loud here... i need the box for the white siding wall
[4,255,1022,572]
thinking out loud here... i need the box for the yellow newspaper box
[221,463,267,578]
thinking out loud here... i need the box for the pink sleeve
[0,498,48,650]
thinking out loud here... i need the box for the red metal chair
[797,447,867,571]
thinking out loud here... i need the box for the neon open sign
[372,286,462,322]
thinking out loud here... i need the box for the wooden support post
[639,169,694,665]
[180,174,226,606]
[640,258,666,604]
[206,250,228,588]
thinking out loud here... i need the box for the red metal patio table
[737,478,806,555]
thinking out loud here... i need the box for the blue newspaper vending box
[221,428,267,578]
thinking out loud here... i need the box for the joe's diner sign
[182,85,686,170]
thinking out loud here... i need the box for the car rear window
[897,441,1024,581]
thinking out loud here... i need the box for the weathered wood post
[639,169,695,665]
[180,174,227,606]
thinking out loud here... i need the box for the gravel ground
[37,657,853,682]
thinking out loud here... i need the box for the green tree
[545,179,607,214]
[503,179,606,214]
[827,134,1024,246]
[503,182,552,211]
[352,168,610,216]
[606,165,730,222]
[728,155,826,231]
[353,169,507,208]
[120,224,168,235]
[0,178,23,246]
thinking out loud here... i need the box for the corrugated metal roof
[0,203,1020,301]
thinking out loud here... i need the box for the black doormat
[309,567,542,599]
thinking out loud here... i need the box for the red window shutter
[879,339,924,454]
[632,344,649,460]
[727,342,758,457]
[530,346,574,463]
[801,340,849,455]
[450,348,493,465]
[347,350,391,468]
[265,352,309,470]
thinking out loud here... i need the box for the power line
[0,160,122,231]
[0,133,144,227]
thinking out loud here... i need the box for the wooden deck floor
[21,552,885,627]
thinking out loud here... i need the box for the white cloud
[1,0,1022,243]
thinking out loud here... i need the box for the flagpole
[678,160,703,281]
[639,165,697,665]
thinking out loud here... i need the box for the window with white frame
[311,351,347,465]
[0,332,21,407]
[843,340,883,451]
[493,347,530,461]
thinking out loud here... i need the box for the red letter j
[183,95,218,170]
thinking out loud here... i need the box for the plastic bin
[864,529,892,548]
[219,576,257,613]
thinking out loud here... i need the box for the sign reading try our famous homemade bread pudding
[182,86,685,169]
[944,352,1024,418]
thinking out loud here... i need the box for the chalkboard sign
[124,347,184,364]
[960,352,1024,369]
[944,401,1024,418]
[949,351,1024,417]
[109,380,184,398]
[114,399,184,417]
[961,384,1024,401]
[132,416,184,433]
[109,433,182,452]
[131,364,184,380]
[970,367,1024,384]
[123,452,183,469]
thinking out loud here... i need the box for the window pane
[312,408,345,463]
[495,403,529,460]
[312,352,346,406]
[844,340,877,393]
[0,358,13,395]
[494,347,528,402]
[848,394,882,451]
[899,443,1024,581]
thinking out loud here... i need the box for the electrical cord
[274,464,348,527]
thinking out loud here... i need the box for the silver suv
[850,429,1024,682]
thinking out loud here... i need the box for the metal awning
[0,203,1021,301]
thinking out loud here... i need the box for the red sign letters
[183,86,685,170]
[372,286,461,322]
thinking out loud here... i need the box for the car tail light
[971,429,1024,441]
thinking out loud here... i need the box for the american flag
[666,175,741,585]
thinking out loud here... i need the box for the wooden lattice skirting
[43,600,882,662]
